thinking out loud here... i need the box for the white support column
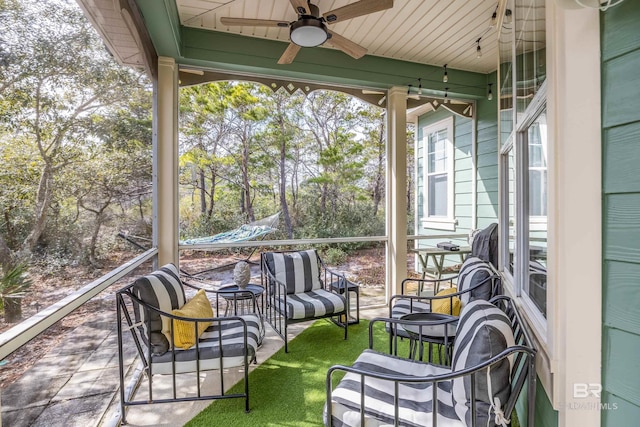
[547,3,601,426]
[386,87,408,299]
[154,56,179,267]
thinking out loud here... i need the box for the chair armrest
[391,274,501,315]
[400,276,457,295]
[326,345,536,426]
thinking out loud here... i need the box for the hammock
[179,212,280,246]
[179,213,280,277]
[179,224,274,245]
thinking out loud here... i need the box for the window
[499,0,547,321]
[421,117,454,230]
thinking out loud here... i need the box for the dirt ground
[0,247,394,389]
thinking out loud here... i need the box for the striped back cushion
[264,250,322,294]
[451,300,515,427]
[457,256,494,304]
[132,263,186,355]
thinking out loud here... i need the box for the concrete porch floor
[1,305,388,427]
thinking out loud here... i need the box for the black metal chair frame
[326,295,537,427]
[116,279,261,424]
[261,250,349,352]
[387,273,502,355]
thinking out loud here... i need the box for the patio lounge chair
[261,249,349,352]
[116,263,263,423]
[325,295,537,426]
[387,256,501,356]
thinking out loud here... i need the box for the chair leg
[343,316,348,340]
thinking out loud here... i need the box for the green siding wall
[415,108,473,246]
[602,1,640,424]
[415,78,499,244]
[476,73,500,229]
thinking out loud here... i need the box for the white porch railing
[0,248,157,361]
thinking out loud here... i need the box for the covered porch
[0,0,611,426]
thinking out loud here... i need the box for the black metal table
[330,280,359,324]
[400,312,457,364]
[218,284,264,316]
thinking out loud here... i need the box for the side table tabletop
[400,312,457,364]
[218,284,264,316]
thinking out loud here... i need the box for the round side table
[218,284,265,316]
[400,312,457,364]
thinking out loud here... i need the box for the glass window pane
[526,108,547,316]
[428,174,448,216]
[515,0,546,118]
[428,131,447,172]
[508,148,516,275]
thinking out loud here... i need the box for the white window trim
[421,116,455,231]
[499,5,602,425]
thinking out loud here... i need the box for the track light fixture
[443,64,448,83]
[488,83,493,101]
[444,87,449,104]
[418,78,423,95]
[476,39,482,58]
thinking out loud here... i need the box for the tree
[0,0,149,263]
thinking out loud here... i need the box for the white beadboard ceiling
[177,0,504,74]
[78,0,548,75]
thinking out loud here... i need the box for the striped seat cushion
[391,298,431,318]
[457,257,495,305]
[132,264,186,355]
[264,250,322,294]
[326,349,464,427]
[274,289,345,320]
[451,300,515,427]
[151,314,262,375]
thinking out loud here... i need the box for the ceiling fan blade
[220,17,289,27]
[323,0,393,24]
[278,43,301,64]
[289,0,310,15]
[362,89,384,95]
[325,30,367,59]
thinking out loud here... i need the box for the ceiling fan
[220,0,393,64]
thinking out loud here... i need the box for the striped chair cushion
[451,300,515,427]
[326,349,464,427]
[457,257,494,305]
[151,314,262,375]
[391,298,431,319]
[264,250,322,294]
[132,264,186,355]
[274,289,345,320]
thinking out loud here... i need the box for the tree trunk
[372,123,385,216]
[279,133,293,238]
[0,234,14,273]
[241,137,255,222]
[24,162,54,252]
[199,170,207,215]
[207,171,216,219]
[4,297,22,323]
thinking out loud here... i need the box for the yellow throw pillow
[432,287,461,316]
[162,289,213,350]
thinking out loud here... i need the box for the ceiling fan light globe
[290,18,328,47]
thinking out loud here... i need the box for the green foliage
[322,247,347,265]
[0,263,32,311]
[2,1,396,267]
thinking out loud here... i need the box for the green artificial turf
[186,319,404,427]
